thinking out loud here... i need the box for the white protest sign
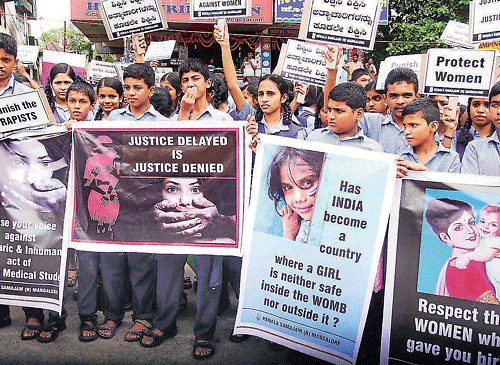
[190,0,251,18]
[114,62,131,83]
[423,48,498,97]
[376,54,425,92]
[17,45,39,64]
[277,39,328,88]
[441,20,473,49]
[470,0,500,44]
[298,0,382,50]
[99,0,168,40]
[88,60,119,83]
[0,90,54,135]
[144,40,176,62]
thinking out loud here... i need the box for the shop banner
[441,21,474,50]
[190,0,251,18]
[276,39,328,88]
[99,0,168,40]
[423,49,498,97]
[65,121,245,256]
[235,135,396,364]
[42,50,86,86]
[382,172,500,365]
[298,0,382,50]
[0,127,70,313]
[88,60,119,83]
[470,0,500,44]
[17,45,39,65]
[0,90,55,135]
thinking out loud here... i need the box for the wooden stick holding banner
[298,0,382,50]
[423,48,498,97]
[99,0,168,41]
[190,0,251,19]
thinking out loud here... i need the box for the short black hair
[328,82,367,111]
[490,81,500,102]
[178,58,210,81]
[67,81,96,105]
[402,98,440,125]
[384,67,418,94]
[0,33,17,58]
[160,72,181,94]
[123,63,155,88]
[150,87,174,117]
[351,68,370,82]
[364,78,384,94]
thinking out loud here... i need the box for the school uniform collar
[119,104,162,119]
[322,127,367,141]
[403,142,451,159]
[0,76,15,96]
[261,116,289,133]
[191,103,218,120]
[488,130,500,145]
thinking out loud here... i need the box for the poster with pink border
[64,121,245,256]
[42,50,86,86]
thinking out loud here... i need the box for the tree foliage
[370,0,469,62]
[40,24,92,55]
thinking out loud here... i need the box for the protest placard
[376,54,425,92]
[88,60,119,83]
[470,0,500,44]
[0,127,70,313]
[114,62,131,83]
[423,49,498,97]
[234,135,396,364]
[441,20,473,49]
[99,0,168,40]
[154,66,173,86]
[65,121,245,256]
[190,0,251,19]
[298,0,382,50]
[382,172,500,365]
[17,45,39,65]
[276,39,328,88]
[0,90,55,135]
[42,50,86,86]
[144,40,176,62]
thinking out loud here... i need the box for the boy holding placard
[399,98,461,173]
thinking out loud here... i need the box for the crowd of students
[0,16,498,362]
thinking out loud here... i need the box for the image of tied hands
[153,178,236,242]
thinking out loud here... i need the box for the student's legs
[77,251,100,324]
[99,252,126,323]
[193,255,222,341]
[154,254,186,332]
[127,252,156,322]
[0,304,10,327]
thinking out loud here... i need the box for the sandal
[21,318,42,341]
[79,321,98,342]
[97,319,121,339]
[37,321,66,343]
[193,339,215,360]
[229,330,251,343]
[124,319,152,342]
[67,269,77,287]
[140,322,177,348]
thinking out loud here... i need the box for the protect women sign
[382,172,500,365]
[65,121,245,256]
[235,135,396,364]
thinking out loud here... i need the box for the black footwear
[21,319,42,341]
[37,321,66,343]
[193,339,215,360]
[97,319,122,339]
[229,330,251,343]
[124,319,153,342]
[140,322,177,348]
[79,321,98,342]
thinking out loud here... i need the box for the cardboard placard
[189,0,252,18]
[144,40,176,61]
[470,0,500,44]
[423,49,498,97]
[298,0,382,50]
[376,54,426,93]
[42,50,86,86]
[275,39,328,88]
[0,90,55,135]
[99,0,168,40]
[441,20,473,49]
[17,45,39,65]
[114,62,131,83]
[88,60,119,83]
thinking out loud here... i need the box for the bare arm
[14,64,40,89]
[215,19,247,112]
[323,45,343,113]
